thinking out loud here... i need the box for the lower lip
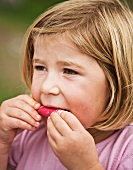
[38,106,58,117]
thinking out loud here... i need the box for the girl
[0,0,133,169]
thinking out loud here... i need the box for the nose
[41,73,60,95]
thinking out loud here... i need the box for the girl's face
[31,34,108,129]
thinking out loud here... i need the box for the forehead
[33,33,84,56]
[34,33,74,47]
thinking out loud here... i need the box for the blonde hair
[22,0,133,130]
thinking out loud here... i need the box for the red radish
[38,106,58,117]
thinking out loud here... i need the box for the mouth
[38,106,70,117]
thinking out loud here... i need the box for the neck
[87,128,117,144]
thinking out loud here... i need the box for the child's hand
[0,95,42,146]
[47,111,102,170]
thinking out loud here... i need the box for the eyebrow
[57,61,85,70]
[32,58,85,70]
[32,58,45,64]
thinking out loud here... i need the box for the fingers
[60,111,85,131]
[47,115,69,144]
[47,112,73,146]
[47,111,85,142]
[7,107,40,128]
[48,112,72,136]
[15,94,40,110]
[7,99,41,122]
[0,94,42,131]
[47,112,100,170]
[5,116,37,131]
[2,94,42,121]
[51,111,85,132]
[47,116,62,149]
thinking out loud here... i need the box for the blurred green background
[0,0,133,104]
[0,0,65,104]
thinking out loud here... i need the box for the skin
[31,34,110,169]
[0,33,111,169]
[31,34,109,130]
[0,95,41,170]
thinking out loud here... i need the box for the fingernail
[35,122,40,126]
[48,116,51,119]
[36,114,41,119]
[57,110,63,115]
[34,103,40,108]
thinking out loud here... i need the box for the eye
[63,68,78,75]
[34,65,47,71]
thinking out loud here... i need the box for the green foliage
[0,0,66,29]
[0,0,66,104]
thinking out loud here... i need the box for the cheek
[66,88,107,128]
[72,103,96,128]
[31,79,41,102]
[66,92,93,126]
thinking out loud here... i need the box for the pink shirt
[8,123,133,170]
